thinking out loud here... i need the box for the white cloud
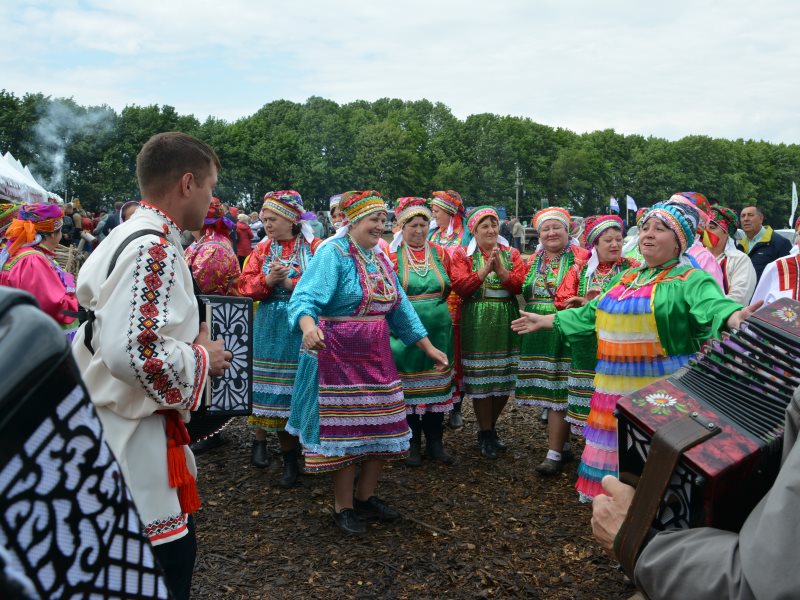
[2,0,799,142]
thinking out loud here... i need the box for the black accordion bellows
[0,288,169,599]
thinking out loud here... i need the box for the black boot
[478,430,497,459]
[406,414,423,467]
[426,439,454,464]
[423,412,453,464]
[251,439,269,468]
[278,448,299,488]
[448,400,464,430]
[491,428,507,453]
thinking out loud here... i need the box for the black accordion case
[617,297,800,532]
[0,288,169,598]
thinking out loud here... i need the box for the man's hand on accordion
[195,322,233,377]
[591,475,635,555]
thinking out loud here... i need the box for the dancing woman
[512,200,760,500]
[287,190,447,535]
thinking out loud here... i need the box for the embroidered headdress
[642,200,700,255]
[339,190,387,224]
[669,192,711,229]
[584,215,623,248]
[709,206,739,238]
[430,190,466,237]
[533,207,570,232]
[261,190,316,242]
[390,197,431,252]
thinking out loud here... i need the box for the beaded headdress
[466,205,498,234]
[261,190,316,242]
[669,192,711,229]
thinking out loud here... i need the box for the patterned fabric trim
[143,512,188,544]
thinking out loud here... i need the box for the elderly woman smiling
[512,200,761,500]
[287,190,448,536]
[388,196,456,466]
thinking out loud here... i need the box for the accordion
[0,288,169,598]
[615,298,800,576]
[186,295,253,442]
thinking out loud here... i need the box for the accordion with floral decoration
[617,298,800,533]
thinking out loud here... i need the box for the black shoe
[426,439,454,465]
[353,496,401,522]
[535,457,563,476]
[491,428,507,453]
[190,432,225,455]
[278,449,299,488]
[333,508,366,536]
[448,406,464,430]
[478,430,497,460]
[561,449,574,463]
[405,440,422,467]
[251,440,270,468]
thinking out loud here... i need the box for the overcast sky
[3,0,799,143]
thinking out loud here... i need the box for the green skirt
[566,333,597,433]
[515,301,570,409]
[460,297,520,399]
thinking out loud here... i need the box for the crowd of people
[2,131,799,599]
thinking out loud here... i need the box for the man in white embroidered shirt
[73,132,231,600]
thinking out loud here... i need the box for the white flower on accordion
[633,390,690,416]
[772,307,798,323]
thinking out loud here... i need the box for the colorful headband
[669,192,711,228]
[262,190,314,223]
[709,206,738,238]
[430,190,463,216]
[636,207,649,224]
[533,207,570,232]
[584,215,623,248]
[642,201,699,255]
[466,205,498,234]
[339,190,387,224]
[3,203,64,257]
[394,197,431,228]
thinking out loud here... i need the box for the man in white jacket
[705,205,757,305]
[751,217,800,306]
[72,132,231,600]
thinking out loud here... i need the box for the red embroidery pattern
[127,240,200,408]
[143,512,188,543]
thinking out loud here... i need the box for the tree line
[1,90,798,225]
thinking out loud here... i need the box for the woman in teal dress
[238,190,320,487]
[287,190,448,536]
[388,196,455,466]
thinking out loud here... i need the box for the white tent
[0,152,61,204]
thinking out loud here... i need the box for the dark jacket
[737,226,793,282]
